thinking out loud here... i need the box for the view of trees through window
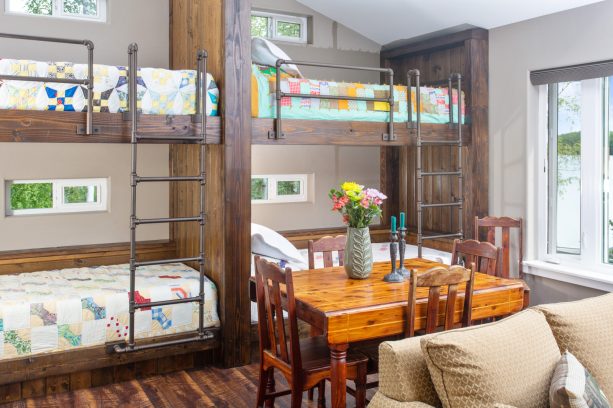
[10,183,53,210]
[64,186,98,204]
[277,180,301,196]
[251,178,268,201]
[19,0,98,17]
[250,13,305,42]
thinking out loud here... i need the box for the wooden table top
[250,258,526,344]
[292,258,522,314]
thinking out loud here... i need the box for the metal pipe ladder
[113,43,213,353]
[409,72,464,258]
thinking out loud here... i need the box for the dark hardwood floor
[0,363,375,407]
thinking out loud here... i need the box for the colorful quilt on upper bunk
[251,64,464,123]
[0,59,219,116]
[0,263,219,360]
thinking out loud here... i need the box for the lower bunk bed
[0,262,220,402]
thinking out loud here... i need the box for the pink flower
[360,197,370,209]
[365,188,387,200]
[342,214,350,224]
[374,198,383,205]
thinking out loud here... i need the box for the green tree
[25,0,52,15]
[277,180,300,196]
[10,183,53,210]
[63,0,97,16]
[251,178,267,200]
[251,16,269,38]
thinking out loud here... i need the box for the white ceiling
[297,0,604,45]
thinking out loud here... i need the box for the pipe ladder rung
[135,175,204,183]
[420,232,464,241]
[134,256,203,268]
[134,216,203,225]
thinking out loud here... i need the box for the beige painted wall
[251,0,382,231]
[0,0,170,251]
[489,1,613,302]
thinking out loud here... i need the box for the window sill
[523,260,613,292]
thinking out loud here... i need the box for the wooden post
[169,0,251,367]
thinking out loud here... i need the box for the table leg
[330,342,348,408]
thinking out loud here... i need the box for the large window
[251,174,309,204]
[5,0,107,22]
[544,77,610,267]
[6,178,108,216]
[250,11,308,44]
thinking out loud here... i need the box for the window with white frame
[250,10,308,44]
[539,76,613,269]
[251,174,309,204]
[5,0,107,22]
[5,178,108,216]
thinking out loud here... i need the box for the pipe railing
[272,59,396,141]
[0,32,95,135]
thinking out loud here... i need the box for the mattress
[0,58,219,115]
[251,64,464,124]
[250,242,451,322]
[0,263,219,360]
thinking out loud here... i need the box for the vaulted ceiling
[297,0,604,45]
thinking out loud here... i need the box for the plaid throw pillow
[550,351,611,408]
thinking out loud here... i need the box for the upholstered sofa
[368,293,613,408]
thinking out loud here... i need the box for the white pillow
[251,223,307,267]
[251,37,303,78]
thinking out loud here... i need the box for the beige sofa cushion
[421,309,560,408]
[378,335,440,407]
[368,392,436,408]
[536,293,613,398]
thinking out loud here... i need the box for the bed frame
[0,0,488,401]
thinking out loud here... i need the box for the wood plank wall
[381,29,489,240]
[169,0,252,367]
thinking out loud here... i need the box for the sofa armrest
[368,392,436,408]
[377,338,440,406]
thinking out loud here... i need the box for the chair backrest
[307,235,346,269]
[406,264,475,338]
[451,239,501,276]
[254,256,302,372]
[474,216,523,278]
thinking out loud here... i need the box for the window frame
[251,174,309,204]
[250,10,308,44]
[4,0,107,22]
[5,177,109,216]
[535,78,607,270]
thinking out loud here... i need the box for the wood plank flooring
[0,363,375,407]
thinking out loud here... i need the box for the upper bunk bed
[0,33,221,144]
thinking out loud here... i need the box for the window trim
[251,10,308,44]
[530,79,613,277]
[251,174,309,204]
[4,0,107,23]
[6,177,109,216]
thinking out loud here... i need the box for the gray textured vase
[344,227,373,279]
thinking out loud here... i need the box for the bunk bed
[0,32,222,144]
[0,32,223,398]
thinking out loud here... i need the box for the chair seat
[352,340,382,373]
[291,335,368,372]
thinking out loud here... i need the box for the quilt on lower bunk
[0,263,219,360]
[0,59,219,115]
[251,64,465,123]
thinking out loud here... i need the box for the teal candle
[391,216,397,233]
[400,212,405,228]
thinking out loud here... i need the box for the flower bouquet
[329,182,387,279]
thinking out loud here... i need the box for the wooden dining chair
[406,264,476,337]
[474,216,529,308]
[307,235,346,269]
[451,239,501,276]
[474,216,523,279]
[351,263,476,396]
[254,256,368,408]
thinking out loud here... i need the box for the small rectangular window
[6,178,108,216]
[250,11,308,44]
[251,174,309,204]
[5,0,107,22]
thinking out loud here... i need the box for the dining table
[249,258,527,408]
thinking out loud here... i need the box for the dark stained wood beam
[0,110,221,144]
[222,0,252,367]
[381,28,488,59]
[252,118,471,146]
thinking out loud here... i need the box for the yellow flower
[341,181,363,194]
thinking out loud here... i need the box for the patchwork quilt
[251,64,465,124]
[0,263,219,360]
[0,59,219,116]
